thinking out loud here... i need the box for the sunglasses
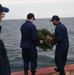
[0,13,5,18]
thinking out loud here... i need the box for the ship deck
[11,64,74,75]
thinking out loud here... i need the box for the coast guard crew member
[46,15,69,75]
[20,13,43,75]
[0,4,11,75]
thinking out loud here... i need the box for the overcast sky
[0,0,74,19]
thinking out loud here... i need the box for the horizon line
[3,17,74,20]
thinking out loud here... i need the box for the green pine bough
[37,29,56,51]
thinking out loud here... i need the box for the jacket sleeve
[0,40,11,75]
[53,27,64,43]
[31,25,40,45]
[0,40,5,75]
[0,26,2,33]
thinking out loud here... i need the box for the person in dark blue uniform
[0,4,11,75]
[20,13,43,75]
[46,15,69,75]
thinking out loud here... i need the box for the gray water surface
[1,18,74,72]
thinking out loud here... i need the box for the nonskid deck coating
[11,64,74,75]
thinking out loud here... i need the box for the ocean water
[1,18,74,72]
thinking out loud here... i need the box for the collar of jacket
[57,22,61,25]
[26,20,32,23]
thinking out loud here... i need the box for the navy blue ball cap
[27,13,36,20]
[0,4,9,13]
[50,15,60,21]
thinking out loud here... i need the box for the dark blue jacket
[20,21,40,48]
[53,22,69,49]
[0,26,11,75]
[0,26,1,33]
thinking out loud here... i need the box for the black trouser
[55,49,68,72]
[22,47,37,73]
